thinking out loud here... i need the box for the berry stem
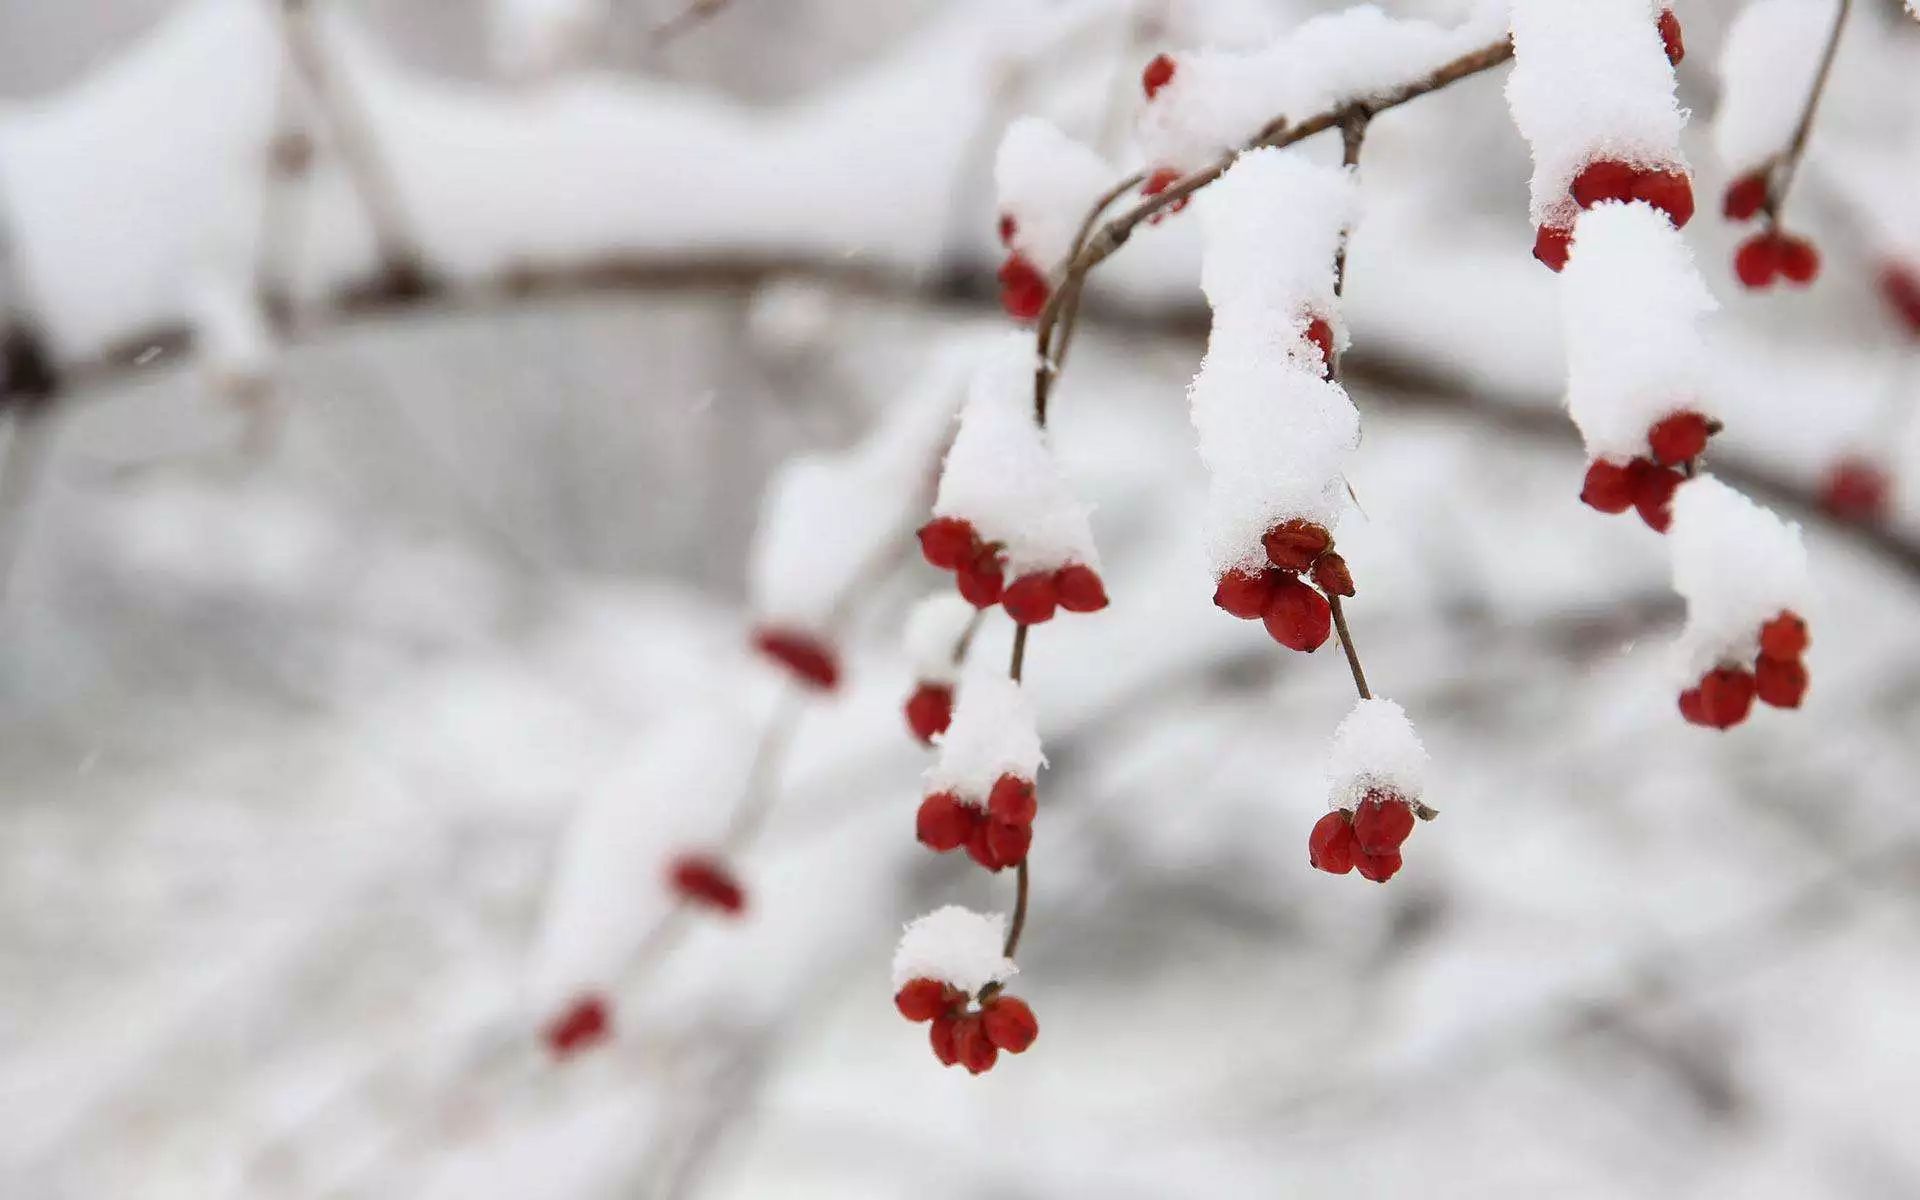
[1327,594,1373,701]
[1766,0,1852,224]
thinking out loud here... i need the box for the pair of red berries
[895,980,1039,1074]
[1533,160,1697,272]
[1212,520,1353,653]
[1678,611,1810,728]
[1579,411,1718,532]
[543,993,612,1060]
[1722,169,1820,289]
[1308,791,1416,882]
[1821,455,1893,523]
[917,516,1110,623]
[667,853,747,915]
[752,626,839,690]
[917,774,1037,872]
[903,681,955,745]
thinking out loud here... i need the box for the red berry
[1822,456,1892,522]
[751,627,839,690]
[1002,571,1059,625]
[965,818,1005,871]
[917,516,977,570]
[1631,169,1695,228]
[981,996,1039,1053]
[1142,53,1175,100]
[1735,233,1784,289]
[1353,791,1416,855]
[1758,611,1808,663]
[1723,171,1769,221]
[1053,563,1109,612]
[1263,519,1332,573]
[953,1015,999,1075]
[1304,317,1335,378]
[904,682,954,745]
[1633,464,1684,533]
[930,1013,961,1066]
[543,994,611,1059]
[1213,567,1273,620]
[895,978,953,1023]
[1354,848,1403,883]
[1581,458,1640,514]
[916,791,975,853]
[956,550,1005,607]
[1533,224,1573,272]
[1658,8,1685,64]
[1754,655,1808,709]
[1879,264,1920,336]
[1571,159,1637,209]
[1308,809,1357,875]
[669,854,746,914]
[997,255,1049,321]
[1678,686,1709,726]
[1778,235,1819,285]
[1699,666,1756,729]
[997,213,1017,247]
[1311,552,1355,598]
[1263,576,1332,652]
[988,774,1037,826]
[1647,411,1715,465]
[1140,168,1190,221]
[986,819,1032,868]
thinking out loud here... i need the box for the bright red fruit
[1353,792,1416,855]
[1213,568,1273,620]
[1632,169,1695,228]
[1581,458,1640,514]
[965,820,1010,872]
[954,1015,999,1074]
[988,774,1037,826]
[752,628,839,690]
[956,550,1005,607]
[1054,564,1110,612]
[982,996,1039,1053]
[669,854,746,914]
[1758,611,1808,663]
[543,994,611,1059]
[904,683,954,745]
[895,978,954,1023]
[1658,8,1684,64]
[1142,53,1176,100]
[1534,224,1573,272]
[1304,317,1335,377]
[1141,167,1190,221]
[1678,687,1708,726]
[1354,849,1403,883]
[1002,572,1059,625]
[1571,160,1637,208]
[916,792,975,852]
[1263,519,1332,573]
[1263,576,1332,652]
[985,819,1032,868]
[1308,809,1357,875]
[1879,265,1920,335]
[1735,234,1784,288]
[930,1014,961,1066]
[998,255,1049,321]
[1647,411,1715,465]
[1822,456,1892,522]
[1723,171,1768,221]
[1778,236,1819,285]
[1633,464,1684,533]
[1699,667,1756,729]
[1755,656,1808,709]
[1311,552,1355,598]
[918,516,977,570]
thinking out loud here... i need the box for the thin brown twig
[649,0,734,48]
[1765,0,1852,223]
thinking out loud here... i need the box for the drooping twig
[1764,0,1852,222]
[649,0,734,48]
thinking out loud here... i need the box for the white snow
[1713,0,1840,177]
[1505,0,1689,228]
[890,904,1017,994]
[489,0,609,79]
[187,273,275,393]
[993,116,1117,270]
[1324,697,1430,811]
[1189,149,1360,576]
[1667,475,1813,674]
[903,594,977,686]
[1559,201,1719,462]
[932,333,1100,578]
[922,663,1044,803]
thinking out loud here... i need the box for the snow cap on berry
[1668,475,1813,676]
[1560,202,1720,463]
[1505,0,1690,229]
[892,905,1017,995]
[994,117,1117,270]
[1714,0,1840,179]
[923,661,1044,805]
[932,335,1100,579]
[1324,697,1430,812]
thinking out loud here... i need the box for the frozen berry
[998,255,1049,321]
[1304,317,1335,377]
[1055,564,1109,612]
[982,996,1039,1053]
[988,774,1037,826]
[1758,611,1808,663]
[1142,53,1175,100]
[1581,458,1640,514]
[930,1013,961,1066]
[896,978,954,1023]
[1678,686,1708,726]
[1735,234,1784,288]
[918,516,977,570]
[985,819,1032,868]
[1633,464,1684,533]
[956,550,1005,608]
[1354,848,1403,883]
[1632,169,1695,228]
[1263,519,1332,573]
[752,628,839,690]
[965,819,1007,872]
[1778,235,1819,285]
[1879,264,1920,336]
[1264,576,1332,652]
[1822,456,1891,522]
[1141,167,1190,221]
[1647,411,1715,465]
[1311,552,1355,598]
[916,792,974,853]
[1308,809,1357,875]
[1571,159,1637,209]
[1002,572,1059,625]
[1658,7,1685,64]
[1723,170,1769,221]
[1754,656,1808,708]
[543,994,611,1059]
[668,854,745,914]
[954,1015,999,1074]
[1213,568,1273,620]
[1353,792,1416,855]
[904,682,954,745]
[1699,666,1756,729]
[1534,224,1573,272]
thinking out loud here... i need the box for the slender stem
[650,0,734,48]
[1767,0,1851,222]
[1324,118,1380,713]
[1002,860,1030,959]
[1327,595,1372,701]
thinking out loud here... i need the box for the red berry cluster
[916,774,1036,872]
[1141,53,1175,101]
[1678,610,1810,729]
[995,214,1050,321]
[917,516,1109,623]
[1141,167,1190,224]
[903,681,955,745]
[1657,8,1685,66]
[751,626,839,690]
[667,853,747,914]
[1534,160,1695,272]
[895,980,1038,1074]
[1722,169,1819,289]
[543,993,612,1060]
[1212,519,1353,652]
[1578,410,1719,532]
[1878,264,1920,336]
[1821,454,1893,523]
[1307,790,1416,883]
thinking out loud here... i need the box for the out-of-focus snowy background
[1,1,1917,1197]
